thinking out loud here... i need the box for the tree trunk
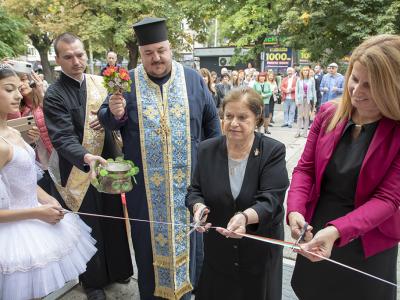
[126,39,139,70]
[37,48,53,82]
[254,38,264,70]
[29,33,54,82]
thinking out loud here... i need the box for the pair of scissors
[293,222,309,249]
[188,206,209,236]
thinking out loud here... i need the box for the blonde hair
[299,66,310,80]
[327,34,400,131]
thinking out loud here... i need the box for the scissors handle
[188,206,209,236]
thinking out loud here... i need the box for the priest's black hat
[133,17,168,46]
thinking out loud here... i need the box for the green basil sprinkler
[91,157,139,194]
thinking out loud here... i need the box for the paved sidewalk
[55,105,398,300]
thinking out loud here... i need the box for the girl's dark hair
[222,87,264,127]
[199,68,215,94]
[0,64,17,80]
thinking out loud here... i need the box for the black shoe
[281,124,289,127]
[265,130,271,134]
[116,277,131,284]
[84,288,106,300]
[268,124,273,127]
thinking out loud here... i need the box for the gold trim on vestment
[135,63,192,299]
[55,74,106,211]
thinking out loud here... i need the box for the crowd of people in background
[198,61,344,138]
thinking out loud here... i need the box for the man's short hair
[54,33,82,56]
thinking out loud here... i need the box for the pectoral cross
[156,114,170,137]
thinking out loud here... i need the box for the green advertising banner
[263,36,279,46]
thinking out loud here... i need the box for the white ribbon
[63,209,399,288]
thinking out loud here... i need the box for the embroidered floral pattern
[135,61,192,299]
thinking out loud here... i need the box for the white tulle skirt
[0,213,97,300]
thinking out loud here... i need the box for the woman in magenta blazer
[287,34,400,300]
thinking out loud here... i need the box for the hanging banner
[263,35,279,46]
[299,49,311,65]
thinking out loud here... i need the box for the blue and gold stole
[135,61,192,299]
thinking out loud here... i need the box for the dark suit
[314,72,323,111]
[215,82,231,108]
[186,132,289,300]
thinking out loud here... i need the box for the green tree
[279,0,400,65]
[56,0,207,69]
[3,0,89,81]
[0,6,27,59]
[181,0,400,68]
[180,0,282,68]
[88,1,203,69]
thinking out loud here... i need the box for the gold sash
[53,74,106,211]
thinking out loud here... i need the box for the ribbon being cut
[61,209,398,289]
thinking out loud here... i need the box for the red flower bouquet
[102,66,132,93]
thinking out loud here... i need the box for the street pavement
[53,105,399,300]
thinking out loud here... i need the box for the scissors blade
[294,222,309,248]
[187,223,199,236]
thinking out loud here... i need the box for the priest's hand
[288,211,313,242]
[109,92,126,120]
[89,110,103,131]
[298,226,340,262]
[84,153,107,179]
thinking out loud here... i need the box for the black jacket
[186,132,289,275]
[44,73,119,185]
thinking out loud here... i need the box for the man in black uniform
[44,33,133,300]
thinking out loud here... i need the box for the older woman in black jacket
[186,87,289,300]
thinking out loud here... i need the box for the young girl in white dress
[0,64,97,300]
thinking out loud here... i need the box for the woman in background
[294,66,316,138]
[8,71,54,193]
[253,72,272,134]
[200,68,218,108]
[266,72,278,125]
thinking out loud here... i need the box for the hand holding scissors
[288,211,313,244]
[188,204,211,235]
